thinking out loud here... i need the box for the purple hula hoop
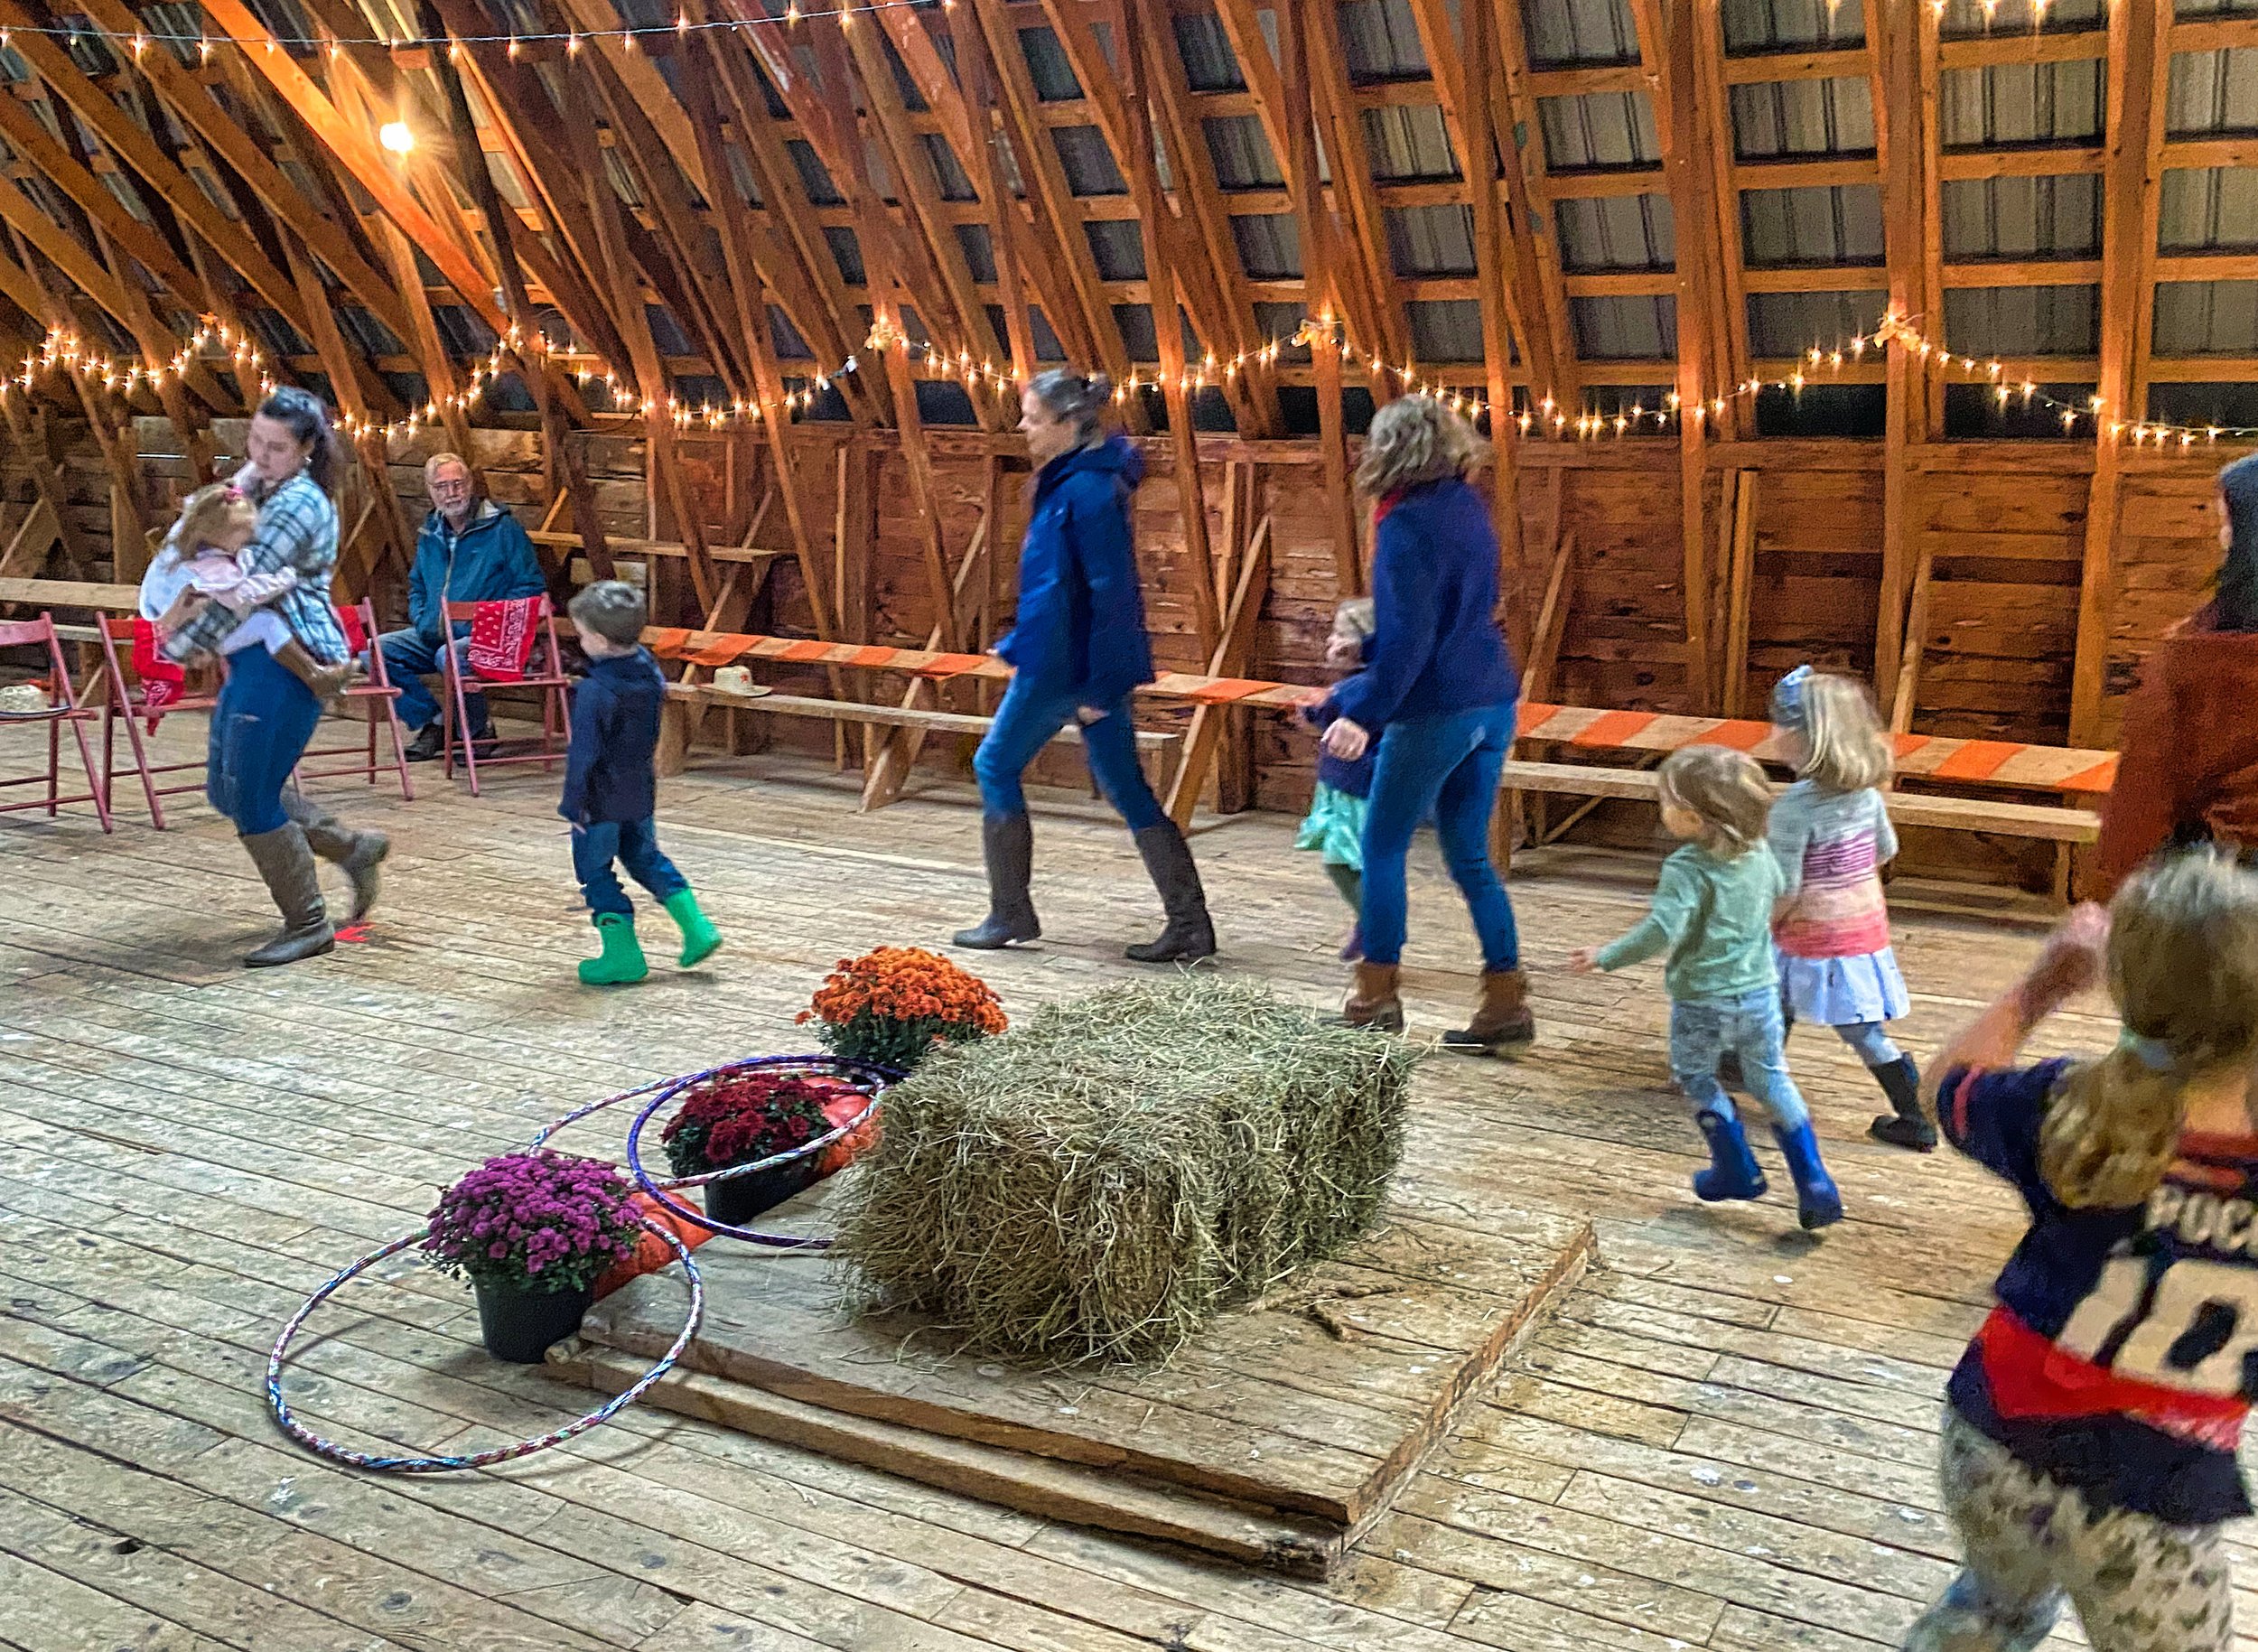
[624,1054,900,1248]
[266,1053,897,1474]
[265,1216,705,1473]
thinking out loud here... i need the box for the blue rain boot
[1693,1108,1768,1203]
[1772,1122,1845,1231]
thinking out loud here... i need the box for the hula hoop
[266,1215,705,1473]
[267,1055,895,1472]
[625,1053,899,1248]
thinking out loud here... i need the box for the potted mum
[424,1152,642,1363]
[661,1068,847,1225]
[797,946,1006,1073]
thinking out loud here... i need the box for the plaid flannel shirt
[163,471,347,665]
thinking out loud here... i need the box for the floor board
[0,719,2229,1648]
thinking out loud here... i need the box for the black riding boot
[954,813,1040,948]
[1867,1054,1937,1151]
[1124,822,1218,964]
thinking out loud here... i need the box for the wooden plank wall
[3,418,2246,887]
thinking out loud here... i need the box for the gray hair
[568,580,647,646]
[1354,394,1488,499]
[1026,369,1116,444]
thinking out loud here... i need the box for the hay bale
[829,976,1418,1367]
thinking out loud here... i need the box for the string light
[2,317,854,443]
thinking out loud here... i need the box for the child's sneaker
[580,912,648,985]
[662,889,722,967]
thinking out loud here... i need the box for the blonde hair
[1796,673,1893,792]
[173,481,257,551]
[2039,852,2258,1208]
[1658,745,1772,857]
[1354,394,1488,499]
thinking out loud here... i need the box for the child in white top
[139,479,347,698]
[1765,666,1923,1149]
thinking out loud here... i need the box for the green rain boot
[579,912,648,985]
[662,889,723,968]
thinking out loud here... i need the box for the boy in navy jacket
[562,582,721,985]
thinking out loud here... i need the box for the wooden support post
[2070,0,2169,746]
[1720,472,1759,718]
[1890,546,1937,736]
[1871,0,1928,714]
[1166,517,1274,827]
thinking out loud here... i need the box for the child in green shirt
[1571,745,1843,1231]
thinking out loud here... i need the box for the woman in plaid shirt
[190,388,387,966]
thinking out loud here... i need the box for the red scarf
[1370,488,1407,528]
[467,597,542,682]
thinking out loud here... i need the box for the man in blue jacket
[373,453,547,760]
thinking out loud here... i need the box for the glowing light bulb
[379,121,415,155]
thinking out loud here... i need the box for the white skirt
[1777,946,1909,1028]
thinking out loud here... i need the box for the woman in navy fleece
[953,369,1217,964]
[1320,396,1528,1050]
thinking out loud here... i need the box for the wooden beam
[1115,0,1221,662]
[1628,0,1724,708]
[1871,0,1927,714]
[2070,0,2169,745]
[195,0,513,339]
[1166,515,1272,826]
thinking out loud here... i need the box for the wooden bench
[1501,760,2100,845]
[659,680,1181,781]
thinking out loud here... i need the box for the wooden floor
[0,720,2242,1651]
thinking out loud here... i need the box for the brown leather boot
[1338,961,1404,1031]
[1442,969,1535,1056]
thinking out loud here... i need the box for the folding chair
[294,601,415,803]
[439,597,573,797]
[0,613,113,833]
[92,615,221,828]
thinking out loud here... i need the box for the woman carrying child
[170,388,387,966]
[1321,395,1529,1052]
[1907,853,2258,1650]
[1765,667,1927,1150]
[1571,746,1843,1230]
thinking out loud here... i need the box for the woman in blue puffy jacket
[954,369,1217,963]
[1318,395,1529,1050]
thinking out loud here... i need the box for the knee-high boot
[954,814,1041,948]
[283,789,388,924]
[239,823,335,966]
[1125,822,1218,964]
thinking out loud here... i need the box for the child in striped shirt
[1767,667,1927,1149]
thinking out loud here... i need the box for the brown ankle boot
[1442,969,1535,1055]
[1338,961,1404,1031]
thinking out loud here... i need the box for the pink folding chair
[439,597,573,797]
[93,614,221,828]
[294,601,415,802]
[0,613,113,832]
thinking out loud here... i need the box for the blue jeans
[1670,987,1810,1131]
[571,817,690,919]
[972,674,1164,831]
[1359,702,1519,970]
[206,645,324,835]
[375,626,477,733]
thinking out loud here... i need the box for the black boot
[954,813,1040,948]
[1867,1055,1937,1151]
[1124,822,1218,964]
[405,723,444,762]
[285,789,388,925]
[239,824,335,967]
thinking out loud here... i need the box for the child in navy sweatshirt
[1297,598,1376,959]
[561,581,721,985]
[1909,852,2258,1650]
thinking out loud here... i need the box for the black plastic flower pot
[472,1276,596,1363]
[703,1158,819,1227]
